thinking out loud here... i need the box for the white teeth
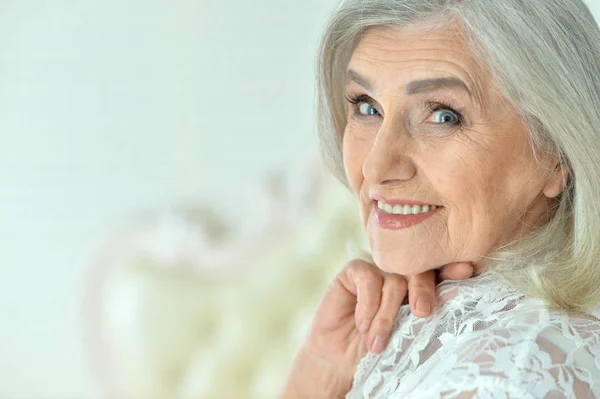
[377,201,439,215]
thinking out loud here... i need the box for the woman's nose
[362,121,417,186]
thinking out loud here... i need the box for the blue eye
[358,102,379,116]
[432,109,459,124]
[345,94,380,117]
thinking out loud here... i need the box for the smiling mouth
[372,201,442,230]
[376,200,440,215]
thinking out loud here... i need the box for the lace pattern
[347,272,600,398]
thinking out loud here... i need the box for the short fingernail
[416,296,431,314]
[371,336,387,353]
[359,320,371,333]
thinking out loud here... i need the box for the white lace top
[347,271,600,398]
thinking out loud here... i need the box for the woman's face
[343,23,564,275]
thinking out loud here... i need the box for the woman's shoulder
[437,270,600,330]
[445,273,600,370]
[445,271,600,344]
[420,305,600,398]
[348,274,600,398]
[420,283,600,398]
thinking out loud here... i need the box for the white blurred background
[1,1,599,398]
[0,0,339,397]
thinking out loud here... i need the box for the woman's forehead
[347,24,491,105]
[350,25,475,79]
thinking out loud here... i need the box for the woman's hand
[406,261,474,317]
[280,259,473,398]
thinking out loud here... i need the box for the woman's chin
[367,223,445,275]
[371,250,434,276]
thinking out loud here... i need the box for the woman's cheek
[343,131,368,193]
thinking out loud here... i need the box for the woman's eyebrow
[346,69,374,92]
[346,69,472,98]
[406,77,472,97]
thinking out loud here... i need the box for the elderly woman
[280,0,600,397]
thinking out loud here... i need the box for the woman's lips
[371,202,442,230]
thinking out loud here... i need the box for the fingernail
[416,296,431,314]
[359,320,370,333]
[370,336,386,353]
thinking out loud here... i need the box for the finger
[408,270,436,318]
[368,274,407,354]
[346,261,383,334]
[438,262,474,281]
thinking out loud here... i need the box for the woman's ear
[542,163,568,199]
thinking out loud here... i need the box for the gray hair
[316,0,600,312]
